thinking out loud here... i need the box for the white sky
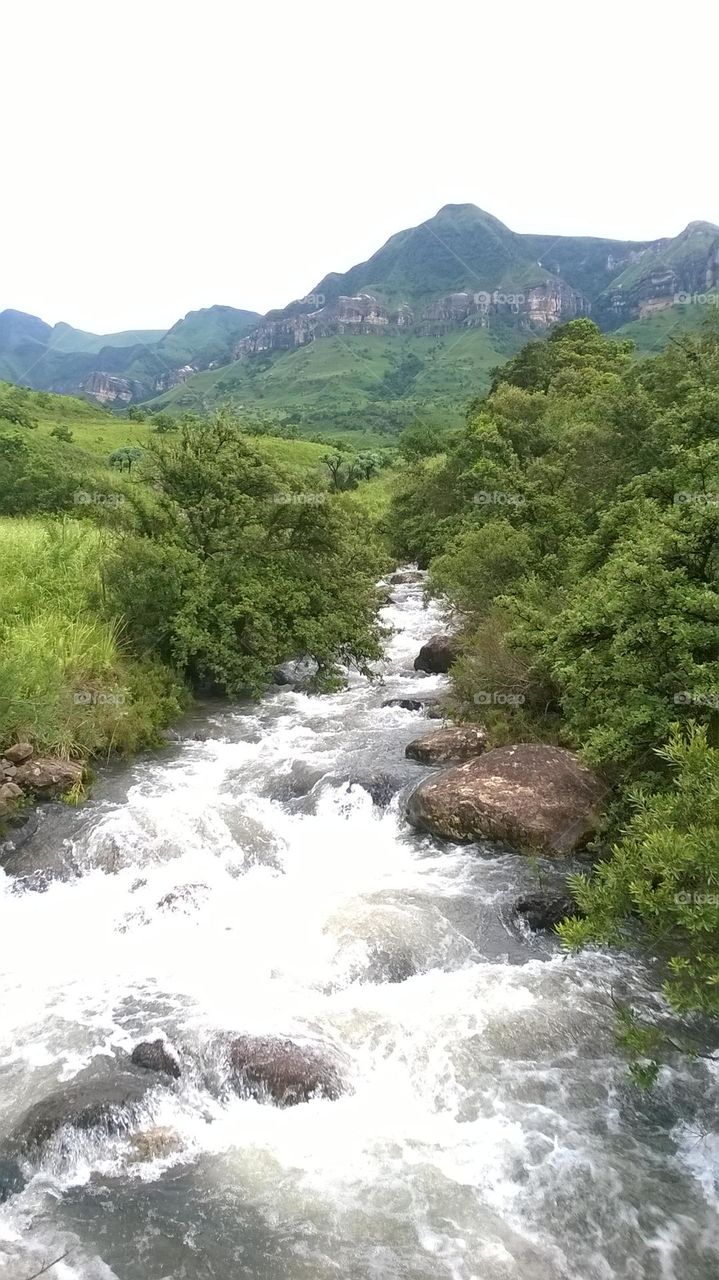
[3,0,717,333]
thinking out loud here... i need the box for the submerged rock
[6,1068,159,1155]
[228,1035,346,1106]
[131,1039,181,1079]
[405,725,486,764]
[0,1155,26,1202]
[413,634,462,674]
[405,743,605,855]
[127,1126,183,1163]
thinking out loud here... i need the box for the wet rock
[2,742,33,765]
[346,770,404,807]
[131,1039,181,1079]
[413,634,462,674]
[405,744,605,855]
[389,570,424,585]
[13,757,83,798]
[406,725,487,765]
[514,893,581,932]
[382,697,425,712]
[271,657,319,689]
[127,1126,183,1163]
[365,945,417,984]
[0,1155,26,1202]
[228,1035,346,1105]
[156,883,209,914]
[6,1068,159,1155]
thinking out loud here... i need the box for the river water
[1,575,718,1279]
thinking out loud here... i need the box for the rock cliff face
[78,372,135,404]
[235,282,588,357]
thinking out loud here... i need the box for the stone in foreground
[514,893,581,932]
[405,743,604,855]
[13,757,83,797]
[413,634,462,674]
[405,725,487,764]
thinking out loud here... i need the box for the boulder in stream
[405,743,605,855]
[389,570,424,585]
[405,725,487,765]
[131,1039,182,1079]
[228,1035,346,1106]
[413,634,462,674]
[514,893,582,932]
[5,1066,161,1156]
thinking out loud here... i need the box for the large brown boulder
[405,743,605,855]
[389,570,424,585]
[13,757,83,797]
[228,1035,346,1106]
[405,725,486,765]
[413,634,462,674]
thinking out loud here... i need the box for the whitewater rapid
[1,576,718,1279]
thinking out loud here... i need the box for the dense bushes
[387,316,719,1020]
[103,411,387,695]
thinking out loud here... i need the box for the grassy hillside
[0,518,187,761]
[146,327,527,439]
[615,298,719,355]
[49,323,167,354]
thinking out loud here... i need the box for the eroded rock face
[413,634,462,674]
[13,758,83,797]
[405,744,605,855]
[131,1039,181,1079]
[405,726,486,765]
[228,1035,346,1106]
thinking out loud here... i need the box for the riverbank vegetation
[385,315,719,1042]
[0,392,388,767]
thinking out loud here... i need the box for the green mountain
[2,205,717,439]
[0,305,262,404]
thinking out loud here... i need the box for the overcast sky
[3,0,717,333]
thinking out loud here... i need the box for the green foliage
[0,518,187,760]
[103,410,387,695]
[559,726,719,1015]
[390,318,719,1027]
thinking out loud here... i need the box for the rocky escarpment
[235,282,588,357]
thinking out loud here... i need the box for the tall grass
[0,517,186,759]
